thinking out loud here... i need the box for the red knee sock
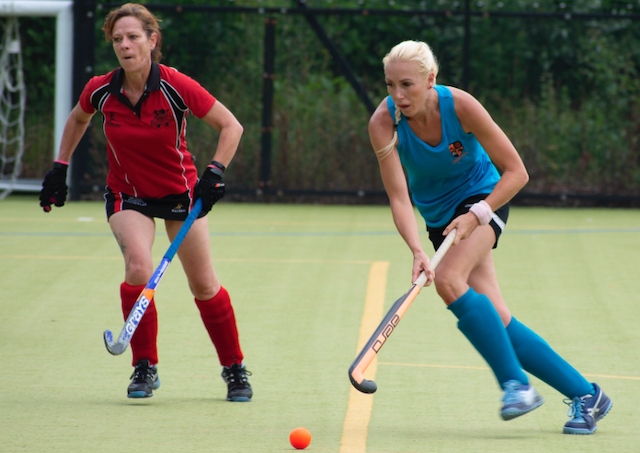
[195,286,244,367]
[120,282,158,366]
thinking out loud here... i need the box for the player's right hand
[413,251,434,286]
[39,161,69,213]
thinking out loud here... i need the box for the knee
[189,279,220,301]
[124,260,153,286]
[434,269,462,304]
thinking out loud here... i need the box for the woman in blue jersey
[368,40,611,434]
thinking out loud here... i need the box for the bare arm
[200,100,243,168]
[40,103,94,212]
[56,103,95,162]
[443,88,529,240]
[369,99,434,285]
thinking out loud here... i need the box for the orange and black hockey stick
[348,229,457,393]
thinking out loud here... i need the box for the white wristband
[469,200,493,225]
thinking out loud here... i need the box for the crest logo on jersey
[449,141,466,164]
[151,109,172,128]
[107,112,121,128]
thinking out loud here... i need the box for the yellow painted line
[379,361,640,381]
[0,254,370,265]
[217,258,372,264]
[582,373,640,381]
[340,261,389,453]
[0,255,121,260]
[379,361,489,371]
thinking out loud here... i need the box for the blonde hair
[376,41,439,160]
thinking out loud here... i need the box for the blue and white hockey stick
[103,198,203,355]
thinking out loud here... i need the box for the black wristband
[210,160,226,172]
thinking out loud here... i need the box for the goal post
[0,0,73,194]
[0,15,26,199]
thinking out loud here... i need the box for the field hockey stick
[103,198,203,355]
[348,228,457,394]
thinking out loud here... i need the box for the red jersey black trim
[80,63,217,200]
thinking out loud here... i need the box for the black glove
[195,160,226,215]
[39,161,69,213]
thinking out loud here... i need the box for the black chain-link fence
[20,0,640,206]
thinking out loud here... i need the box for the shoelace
[564,397,585,419]
[226,367,252,387]
[502,381,521,405]
[130,364,155,384]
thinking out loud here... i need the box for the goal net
[0,15,25,200]
[0,0,74,200]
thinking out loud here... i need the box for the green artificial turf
[1,195,638,452]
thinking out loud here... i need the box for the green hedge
[18,0,640,198]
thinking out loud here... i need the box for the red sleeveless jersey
[79,63,216,199]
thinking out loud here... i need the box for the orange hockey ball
[289,427,312,450]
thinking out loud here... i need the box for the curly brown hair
[102,3,163,63]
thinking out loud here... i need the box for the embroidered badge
[151,109,172,128]
[449,141,466,164]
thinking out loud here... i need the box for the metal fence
[67,0,640,206]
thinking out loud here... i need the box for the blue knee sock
[506,317,594,398]
[448,288,528,388]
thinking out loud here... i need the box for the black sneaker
[221,363,253,402]
[127,359,160,398]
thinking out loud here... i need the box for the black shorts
[104,188,205,221]
[427,194,509,250]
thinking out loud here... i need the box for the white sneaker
[500,380,544,420]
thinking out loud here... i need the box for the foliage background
[16,0,640,201]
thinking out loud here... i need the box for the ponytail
[375,101,402,161]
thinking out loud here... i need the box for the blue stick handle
[145,197,202,291]
[164,198,202,263]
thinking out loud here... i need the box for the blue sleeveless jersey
[387,85,500,228]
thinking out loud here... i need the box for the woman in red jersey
[39,3,252,402]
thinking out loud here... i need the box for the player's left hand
[195,162,226,215]
[444,212,479,245]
